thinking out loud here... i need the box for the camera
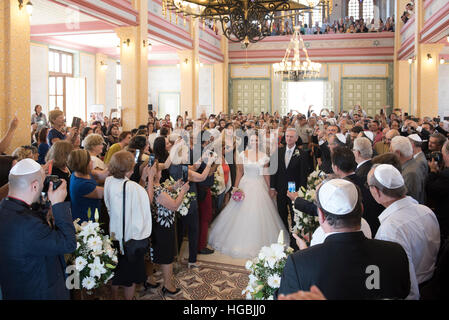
[181,164,189,182]
[426,151,443,163]
[42,175,63,194]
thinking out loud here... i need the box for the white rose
[267,295,274,300]
[246,292,252,300]
[303,217,309,224]
[245,260,253,270]
[180,207,188,216]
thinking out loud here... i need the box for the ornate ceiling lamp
[162,0,330,46]
[272,26,322,81]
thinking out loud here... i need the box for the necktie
[286,149,292,168]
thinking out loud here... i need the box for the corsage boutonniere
[293,149,301,157]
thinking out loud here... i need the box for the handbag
[122,180,150,262]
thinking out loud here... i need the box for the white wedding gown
[208,151,289,259]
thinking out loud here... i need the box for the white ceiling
[30,0,98,26]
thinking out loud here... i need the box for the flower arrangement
[70,209,118,293]
[163,176,196,216]
[231,187,245,202]
[291,166,326,245]
[242,231,294,300]
[177,191,196,216]
[210,170,224,197]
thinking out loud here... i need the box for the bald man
[0,159,76,300]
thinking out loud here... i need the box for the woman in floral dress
[148,161,190,296]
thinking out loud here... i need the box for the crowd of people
[0,102,449,300]
[268,16,395,36]
[401,1,415,24]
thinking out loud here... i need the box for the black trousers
[176,200,199,263]
[276,193,299,251]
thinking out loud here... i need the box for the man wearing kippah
[278,179,410,300]
[367,164,440,300]
[0,159,76,299]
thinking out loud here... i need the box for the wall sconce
[123,39,131,47]
[184,58,189,65]
[116,44,120,54]
[427,54,433,63]
[100,61,108,71]
[18,0,33,15]
[408,58,413,64]
[143,40,152,50]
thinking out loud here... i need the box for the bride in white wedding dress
[208,132,289,259]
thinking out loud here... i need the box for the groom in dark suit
[270,128,310,248]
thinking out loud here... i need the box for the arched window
[348,0,360,19]
[363,0,374,22]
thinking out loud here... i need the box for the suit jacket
[270,146,309,194]
[294,173,383,235]
[0,199,76,300]
[277,232,410,300]
[402,158,427,204]
[355,160,373,183]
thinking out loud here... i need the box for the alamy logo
[65,265,80,290]
[365,265,380,290]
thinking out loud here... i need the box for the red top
[222,162,230,186]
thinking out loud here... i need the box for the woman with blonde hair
[104,150,153,300]
[12,146,38,162]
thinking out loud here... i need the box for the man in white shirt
[367,164,440,300]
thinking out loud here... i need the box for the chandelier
[272,26,321,81]
[162,0,330,46]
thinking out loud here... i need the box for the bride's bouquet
[291,166,326,245]
[231,187,245,202]
[242,231,294,300]
[70,209,118,293]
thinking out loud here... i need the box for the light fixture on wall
[408,58,413,64]
[427,54,433,63]
[123,39,131,47]
[18,0,33,15]
[100,61,108,71]
[143,40,152,50]
[184,58,189,65]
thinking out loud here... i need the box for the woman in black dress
[149,161,190,296]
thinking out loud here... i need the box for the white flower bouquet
[210,170,224,197]
[242,231,294,300]
[177,191,196,216]
[70,209,118,293]
[291,166,326,245]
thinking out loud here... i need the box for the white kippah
[327,118,337,125]
[336,133,346,144]
[318,179,358,215]
[373,164,404,189]
[408,133,426,143]
[364,131,374,141]
[9,158,41,176]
